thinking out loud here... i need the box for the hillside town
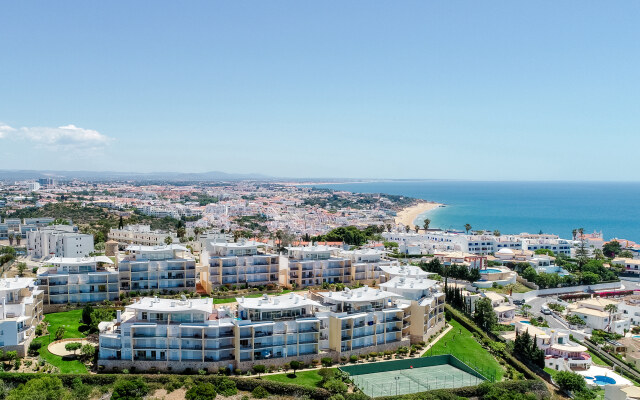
[1,179,640,400]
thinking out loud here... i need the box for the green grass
[262,368,337,388]
[543,367,558,377]
[422,319,504,380]
[32,310,88,374]
[484,282,532,294]
[587,349,609,366]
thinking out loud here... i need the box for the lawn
[587,349,609,366]
[32,310,88,374]
[422,319,504,380]
[484,282,532,294]
[263,368,337,388]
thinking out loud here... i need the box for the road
[524,296,568,330]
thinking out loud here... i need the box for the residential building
[118,245,196,293]
[36,256,119,306]
[612,258,640,276]
[234,293,322,367]
[26,225,94,259]
[98,297,236,372]
[338,249,390,285]
[0,278,44,356]
[201,241,279,291]
[567,298,630,334]
[502,322,592,372]
[108,225,178,247]
[378,264,433,283]
[282,245,352,288]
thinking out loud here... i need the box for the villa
[567,298,631,334]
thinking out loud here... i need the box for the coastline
[395,201,442,228]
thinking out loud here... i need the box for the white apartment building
[568,298,631,334]
[282,245,352,288]
[108,224,178,247]
[37,256,119,307]
[26,225,94,259]
[382,231,572,256]
[118,245,196,294]
[378,264,434,283]
[338,249,391,285]
[98,284,446,372]
[98,297,236,372]
[0,278,44,356]
[201,241,279,291]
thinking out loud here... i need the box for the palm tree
[405,225,410,233]
[605,304,618,332]
[164,236,173,246]
[423,219,431,230]
[493,230,501,237]
[464,224,472,234]
[593,249,604,260]
[7,233,13,246]
[572,229,577,241]
[414,225,419,233]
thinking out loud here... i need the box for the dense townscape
[1,178,640,400]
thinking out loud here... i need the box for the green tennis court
[339,354,487,398]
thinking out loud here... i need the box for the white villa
[567,298,630,334]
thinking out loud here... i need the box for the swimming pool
[594,375,616,385]
[520,320,531,325]
[481,268,502,274]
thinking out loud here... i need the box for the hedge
[0,373,331,400]
[375,380,549,400]
[444,305,541,381]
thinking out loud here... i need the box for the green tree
[164,236,173,246]
[16,262,26,277]
[603,240,622,258]
[81,304,93,326]
[555,371,588,393]
[55,326,66,340]
[65,342,82,356]
[473,298,497,332]
[185,382,217,400]
[111,378,149,400]
[252,364,267,378]
[423,219,431,230]
[464,224,472,234]
[323,379,347,394]
[493,230,501,237]
[534,248,555,256]
[289,360,302,376]
[605,304,619,332]
[620,250,634,259]
[8,376,68,400]
[81,343,96,362]
[90,308,115,332]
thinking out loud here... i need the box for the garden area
[422,319,504,380]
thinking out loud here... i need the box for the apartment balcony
[254,331,272,337]
[181,345,203,350]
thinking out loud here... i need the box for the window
[141,312,148,320]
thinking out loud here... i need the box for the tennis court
[340,354,487,398]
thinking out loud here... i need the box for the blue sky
[0,1,638,179]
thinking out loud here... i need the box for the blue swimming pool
[481,268,502,274]
[594,375,616,385]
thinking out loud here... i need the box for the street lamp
[395,376,400,396]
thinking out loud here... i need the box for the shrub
[349,355,358,363]
[252,385,269,399]
[323,379,347,394]
[321,357,333,367]
[185,382,217,400]
[111,377,149,400]
[216,378,238,397]
[252,365,267,378]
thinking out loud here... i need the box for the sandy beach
[395,202,442,228]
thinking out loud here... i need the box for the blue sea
[311,181,640,242]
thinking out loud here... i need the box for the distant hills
[0,169,273,182]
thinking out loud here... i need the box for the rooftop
[237,293,321,310]
[127,296,212,313]
[318,285,401,303]
[379,276,439,291]
[378,264,433,277]
[48,256,114,265]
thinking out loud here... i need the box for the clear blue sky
[1,1,638,180]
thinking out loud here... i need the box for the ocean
[310,181,640,242]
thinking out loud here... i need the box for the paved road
[620,279,640,291]
[522,296,568,329]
